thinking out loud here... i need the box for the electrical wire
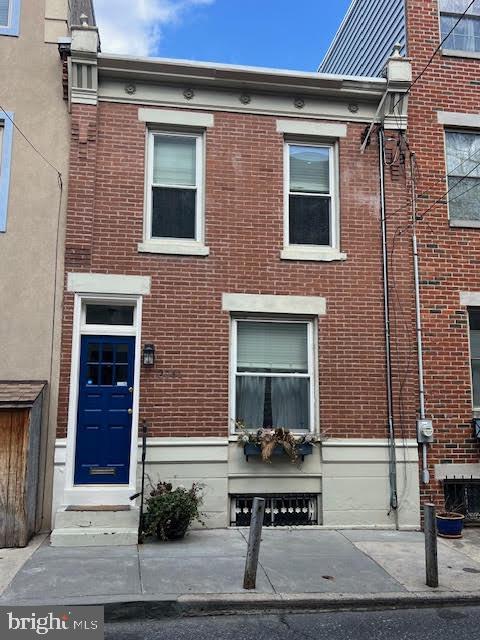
[390,0,477,116]
[0,105,63,179]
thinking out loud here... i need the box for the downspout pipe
[410,152,430,484]
[378,127,399,522]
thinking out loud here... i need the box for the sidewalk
[1,528,480,618]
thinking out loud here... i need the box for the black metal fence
[444,479,480,524]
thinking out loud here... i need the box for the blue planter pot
[243,442,313,461]
[436,512,465,538]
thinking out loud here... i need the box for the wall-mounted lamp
[142,344,155,367]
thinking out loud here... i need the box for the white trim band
[138,108,214,128]
[460,291,480,306]
[222,293,326,315]
[67,272,151,295]
[437,111,480,129]
[276,119,347,138]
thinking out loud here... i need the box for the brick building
[51,20,421,544]
[321,0,480,520]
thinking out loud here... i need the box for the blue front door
[74,335,135,485]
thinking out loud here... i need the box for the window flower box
[243,442,313,462]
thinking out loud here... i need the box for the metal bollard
[424,502,439,588]
[243,497,265,590]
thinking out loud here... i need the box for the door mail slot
[89,467,116,476]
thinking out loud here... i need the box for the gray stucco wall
[0,0,70,529]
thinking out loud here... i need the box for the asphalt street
[105,605,480,640]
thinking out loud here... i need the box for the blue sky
[94,1,352,72]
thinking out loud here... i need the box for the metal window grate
[444,479,480,524]
[230,494,318,527]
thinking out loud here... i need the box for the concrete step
[50,527,138,547]
[54,506,139,530]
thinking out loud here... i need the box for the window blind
[237,322,308,372]
[0,0,9,27]
[153,135,196,186]
[289,146,329,193]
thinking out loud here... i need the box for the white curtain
[271,378,309,430]
[236,377,265,428]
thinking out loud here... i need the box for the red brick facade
[57,99,417,449]
[406,0,480,505]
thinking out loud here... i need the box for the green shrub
[143,481,204,541]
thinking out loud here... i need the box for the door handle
[128,408,133,415]
[129,387,133,393]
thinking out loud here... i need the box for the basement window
[230,494,319,527]
[440,1,480,54]
[444,479,480,523]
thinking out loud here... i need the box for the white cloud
[93,0,214,57]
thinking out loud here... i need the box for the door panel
[74,335,135,485]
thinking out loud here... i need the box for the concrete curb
[5,591,480,620]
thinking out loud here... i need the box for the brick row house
[321,0,480,521]
[50,16,423,543]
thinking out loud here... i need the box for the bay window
[232,319,315,432]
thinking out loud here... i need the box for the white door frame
[63,292,143,506]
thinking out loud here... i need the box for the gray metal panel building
[319,0,406,77]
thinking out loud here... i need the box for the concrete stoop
[50,506,139,547]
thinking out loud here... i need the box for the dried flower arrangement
[237,423,322,463]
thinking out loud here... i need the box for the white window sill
[138,241,210,256]
[449,219,480,229]
[441,48,480,61]
[281,247,347,262]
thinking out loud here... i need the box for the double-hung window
[143,131,207,254]
[440,0,480,54]
[445,130,480,224]
[0,0,20,36]
[232,319,314,432]
[282,140,343,261]
[469,309,480,410]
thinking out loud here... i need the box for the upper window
[232,319,314,432]
[469,309,480,409]
[445,130,480,223]
[145,131,204,247]
[0,113,14,232]
[0,0,20,36]
[440,0,480,53]
[286,143,335,247]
